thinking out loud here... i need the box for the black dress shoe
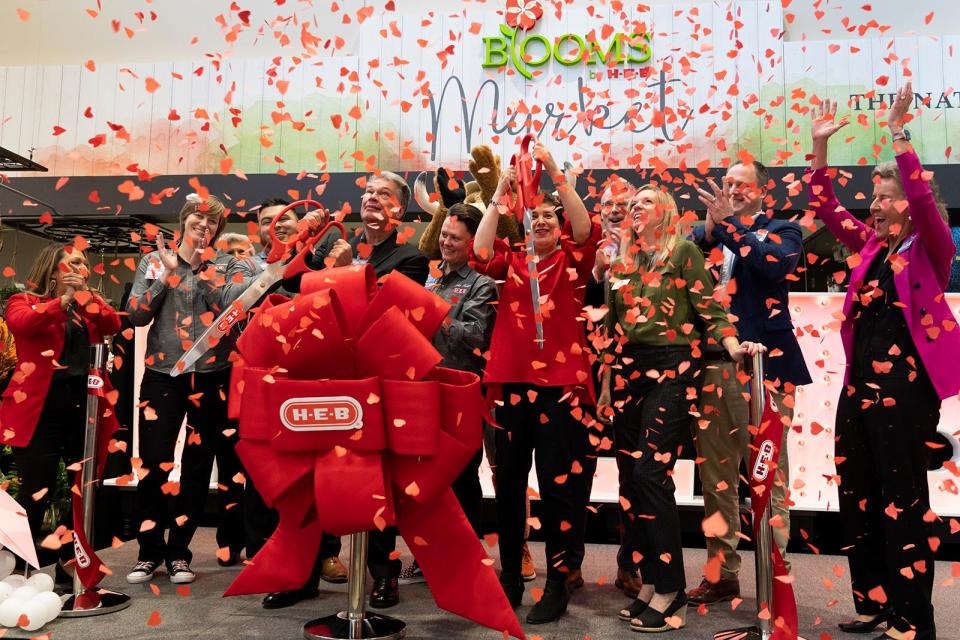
[218,550,242,567]
[369,577,400,609]
[526,579,569,625]
[499,574,524,608]
[839,611,889,634]
[262,586,320,609]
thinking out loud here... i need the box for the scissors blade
[170,263,283,377]
[522,208,545,350]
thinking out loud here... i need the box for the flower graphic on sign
[505,0,543,31]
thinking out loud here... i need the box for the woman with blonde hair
[1,243,120,581]
[125,194,254,585]
[599,184,761,633]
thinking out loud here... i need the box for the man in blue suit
[687,159,812,605]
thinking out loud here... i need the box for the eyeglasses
[601,201,630,211]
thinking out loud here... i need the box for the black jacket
[349,229,430,285]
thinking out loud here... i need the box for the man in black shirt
[348,172,429,608]
[349,171,429,284]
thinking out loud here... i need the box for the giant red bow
[223,264,524,640]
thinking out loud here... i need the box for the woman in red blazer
[807,83,956,640]
[0,243,120,575]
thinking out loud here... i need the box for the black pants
[451,449,484,536]
[243,475,342,588]
[135,368,243,565]
[495,383,591,582]
[215,418,245,556]
[836,374,940,637]
[612,345,699,593]
[367,444,487,578]
[12,377,86,566]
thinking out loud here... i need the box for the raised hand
[495,165,517,201]
[811,98,849,142]
[697,178,734,225]
[532,141,559,176]
[156,232,180,272]
[889,81,913,131]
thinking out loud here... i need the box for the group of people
[0,82,953,640]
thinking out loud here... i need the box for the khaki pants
[693,362,792,580]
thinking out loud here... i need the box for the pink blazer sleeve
[895,149,954,288]
[806,166,872,254]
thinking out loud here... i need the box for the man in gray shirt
[397,203,497,586]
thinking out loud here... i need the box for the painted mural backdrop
[3,1,960,178]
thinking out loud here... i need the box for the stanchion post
[303,532,405,640]
[59,342,131,617]
[714,352,774,640]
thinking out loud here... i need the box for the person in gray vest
[397,203,498,586]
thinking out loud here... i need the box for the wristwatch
[892,128,911,142]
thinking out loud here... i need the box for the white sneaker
[126,560,160,584]
[168,559,196,584]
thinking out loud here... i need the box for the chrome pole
[60,342,131,617]
[303,532,405,640]
[714,351,804,640]
[750,354,774,640]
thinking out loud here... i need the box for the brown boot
[521,543,536,582]
[687,577,740,604]
[615,568,642,598]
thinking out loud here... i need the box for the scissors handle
[266,199,326,264]
[509,134,543,219]
[282,219,347,279]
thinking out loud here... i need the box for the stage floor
[15,528,960,639]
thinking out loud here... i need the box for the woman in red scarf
[1,244,120,580]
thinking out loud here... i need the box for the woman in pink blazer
[807,83,957,640]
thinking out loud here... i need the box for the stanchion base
[59,589,132,618]
[715,627,807,640]
[303,611,406,640]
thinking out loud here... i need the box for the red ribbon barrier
[223,264,524,640]
[748,393,799,640]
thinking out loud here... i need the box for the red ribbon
[223,264,524,640]
[748,393,799,640]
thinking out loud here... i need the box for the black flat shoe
[839,610,889,634]
[526,579,569,625]
[262,586,320,609]
[619,598,649,621]
[369,577,399,609]
[630,592,688,633]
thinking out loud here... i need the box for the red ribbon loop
[224,264,524,640]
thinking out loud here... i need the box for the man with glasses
[688,160,811,605]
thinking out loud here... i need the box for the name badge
[144,259,165,281]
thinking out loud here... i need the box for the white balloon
[0,582,12,603]
[25,573,54,593]
[2,575,25,588]
[0,597,24,627]
[0,552,14,580]
[33,591,62,621]
[18,599,48,631]
[11,586,37,601]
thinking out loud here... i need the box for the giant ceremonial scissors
[171,199,345,376]
[510,134,545,349]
